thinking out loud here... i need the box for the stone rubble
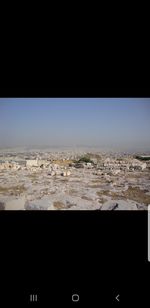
[0,150,150,210]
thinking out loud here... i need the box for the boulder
[26,160,38,167]
[5,197,25,210]
[24,198,53,210]
[100,200,138,210]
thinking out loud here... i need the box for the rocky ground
[0,151,150,210]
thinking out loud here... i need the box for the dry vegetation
[88,184,104,188]
[52,160,73,166]
[53,200,73,209]
[27,173,40,181]
[53,201,66,209]
[97,190,110,197]
[81,195,93,201]
[97,186,150,206]
[92,179,102,183]
[123,186,150,205]
[60,178,69,182]
[0,184,27,195]
[68,189,78,195]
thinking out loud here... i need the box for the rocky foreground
[0,150,150,210]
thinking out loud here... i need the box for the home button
[72,294,80,302]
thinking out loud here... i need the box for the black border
[0,210,148,306]
[0,87,150,97]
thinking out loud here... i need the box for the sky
[0,98,150,152]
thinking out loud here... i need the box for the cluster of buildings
[0,161,21,170]
[96,158,147,172]
[0,154,148,175]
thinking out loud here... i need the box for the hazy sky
[0,98,150,151]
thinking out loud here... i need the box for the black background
[0,6,150,304]
[0,210,148,306]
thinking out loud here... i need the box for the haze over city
[0,98,150,152]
